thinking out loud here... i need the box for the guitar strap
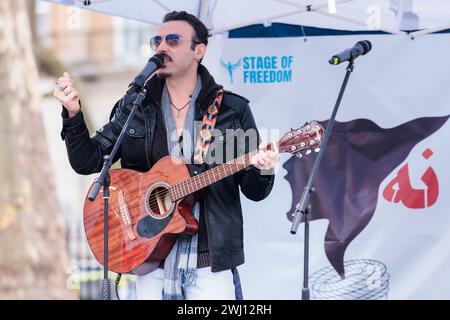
[193,89,224,164]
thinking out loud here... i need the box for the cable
[115,273,122,300]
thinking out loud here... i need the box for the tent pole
[313,8,407,35]
[276,0,356,10]
[409,24,450,39]
[209,8,311,35]
[152,0,172,13]
[209,1,351,35]
[199,0,210,22]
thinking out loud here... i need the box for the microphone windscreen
[150,53,165,67]
[357,40,372,55]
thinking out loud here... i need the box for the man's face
[153,20,204,79]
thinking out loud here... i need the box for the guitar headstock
[278,121,324,157]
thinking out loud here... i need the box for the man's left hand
[251,141,279,172]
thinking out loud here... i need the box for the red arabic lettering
[383,149,439,209]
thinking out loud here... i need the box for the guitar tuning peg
[305,149,312,155]
[296,152,303,158]
[314,148,320,153]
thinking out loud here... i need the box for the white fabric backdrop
[203,33,450,299]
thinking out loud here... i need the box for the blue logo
[220,56,294,84]
[220,58,241,84]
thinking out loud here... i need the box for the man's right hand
[53,72,80,118]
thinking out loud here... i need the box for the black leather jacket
[61,65,274,272]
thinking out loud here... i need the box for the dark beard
[157,72,172,79]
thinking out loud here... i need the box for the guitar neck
[170,148,261,201]
[167,121,323,202]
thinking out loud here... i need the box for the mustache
[161,53,173,61]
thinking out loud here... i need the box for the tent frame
[51,0,448,39]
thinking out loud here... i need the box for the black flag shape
[283,115,449,278]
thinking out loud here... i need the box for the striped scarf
[160,76,202,300]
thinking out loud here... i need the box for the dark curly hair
[163,11,209,50]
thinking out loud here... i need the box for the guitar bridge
[118,190,136,240]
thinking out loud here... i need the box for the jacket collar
[145,64,223,119]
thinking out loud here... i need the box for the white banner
[203,32,450,299]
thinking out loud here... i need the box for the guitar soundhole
[146,184,174,219]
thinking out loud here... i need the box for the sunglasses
[149,33,201,51]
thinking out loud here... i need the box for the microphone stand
[290,60,355,300]
[88,88,147,300]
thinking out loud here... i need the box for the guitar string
[137,138,304,208]
[144,152,254,209]
[116,137,314,215]
[145,158,249,209]
[108,133,317,215]
[145,141,288,208]
[143,139,308,209]
[164,138,310,204]
[171,150,254,191]
[165,152,253,200]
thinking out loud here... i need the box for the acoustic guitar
[83,121,324,275]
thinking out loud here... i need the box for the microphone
[126,53,165,94]
[329,40,372,65]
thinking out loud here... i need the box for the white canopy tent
[44,0,450,38]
